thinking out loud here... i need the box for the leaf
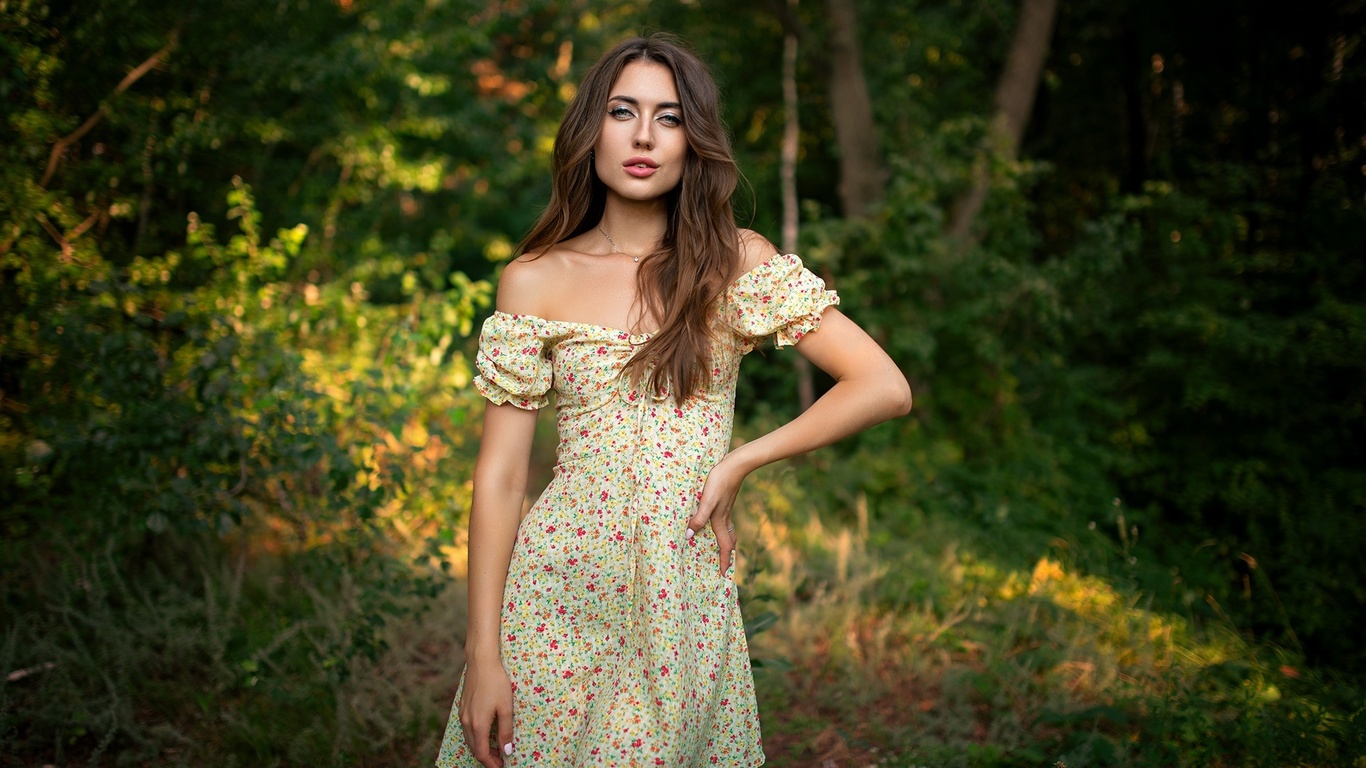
[743,610,779,640]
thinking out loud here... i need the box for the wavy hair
[516,33,741,402]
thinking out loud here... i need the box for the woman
[438,34,911,768]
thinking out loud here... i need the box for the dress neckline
[490,310,655,340]
[489,252,796,337]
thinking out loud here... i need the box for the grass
[734,463,1365,767]
[3,458,1363,767]
[1,531,462,767]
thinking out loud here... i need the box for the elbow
[471,461,530,510]
[890,377,913,418]
[883,365,913,418]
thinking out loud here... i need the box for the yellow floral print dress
[437,254,838,767]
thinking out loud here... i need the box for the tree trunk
[782,1,816,411]
[948,0,1060,239]
[1120,12,1148,194]
[825,0,883,218]
[781,20,799,258]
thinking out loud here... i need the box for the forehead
[609,60,679,103]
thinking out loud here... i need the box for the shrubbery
[3,0,1363,765]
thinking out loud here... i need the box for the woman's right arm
[459,399,538,767]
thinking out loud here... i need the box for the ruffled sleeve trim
[473,312,554,410]
[724,253,840,349]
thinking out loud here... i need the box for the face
[593,60,688,202]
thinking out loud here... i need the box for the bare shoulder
[495,250,561,316]
[736,228,779,275]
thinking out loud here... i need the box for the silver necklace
[598,225,641,263]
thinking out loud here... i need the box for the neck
[597,196,668,254]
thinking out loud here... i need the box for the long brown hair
[517,34,742,401]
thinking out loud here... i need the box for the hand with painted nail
[459,657,515,768]
[688,453,749,577]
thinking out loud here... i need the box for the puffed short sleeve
[473,312,553,410]
[724,253,841,349]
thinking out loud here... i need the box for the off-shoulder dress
[437,254,839,767]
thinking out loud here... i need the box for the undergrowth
[5,439,1364,767]
[6,442,1365,767]
[5,448,1360,765]
[0,533,463,767]
[736,459,1366,768]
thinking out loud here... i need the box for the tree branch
[40,31,179,188]
[36,215,72,260]
[35,210,101,262]
[0,224,19,257]
[67,211,101,241]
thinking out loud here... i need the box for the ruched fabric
[724,253,840,349]
[439,253,838,768]
[474,312,555,410]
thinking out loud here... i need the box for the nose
[633,119,654,149]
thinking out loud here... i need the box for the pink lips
[624,156,659,178]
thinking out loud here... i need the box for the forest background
[2,0,1364,765]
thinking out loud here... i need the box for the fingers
[712,518,737,578]
[692,459,744,574]
[496,699,515,763]
[461,716,493,768]
[686,496,712,535]
[458,662,516,766]
[461,709,505,768]
[477,734,503,768]
[683,505,737,578]
[458,711,476,761]
[689,460,729,533]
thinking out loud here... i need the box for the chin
[610,182,681,203]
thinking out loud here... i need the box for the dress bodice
[472,253,839,473]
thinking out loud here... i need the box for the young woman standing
[438,34,911,768]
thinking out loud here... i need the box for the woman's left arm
[687,306,912,575]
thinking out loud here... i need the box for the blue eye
[609,106,635,119]
[658,113,682,126]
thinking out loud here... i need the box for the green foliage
[0,0,633,754]
[0,172,487,761]
[776,122,1118,572]
[1,540,465,767]
[1063,178,1366,669]
[723,0,1366,680]
[739,461,1364,768]
[1,1,614,760]
[3,0,1364,764]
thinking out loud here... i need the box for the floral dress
[437,254,839,767]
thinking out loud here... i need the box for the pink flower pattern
[437,254,838,767]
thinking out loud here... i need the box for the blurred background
[2,0,1364,765]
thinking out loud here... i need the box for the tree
[824,0,884,218]
[948,0,1060,239]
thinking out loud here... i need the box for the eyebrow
[609,95,683,110]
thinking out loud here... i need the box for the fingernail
[685,528,694,539]
[503,742,514,756]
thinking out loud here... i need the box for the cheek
[592,132,615,173]
[670,135,690,162]
[670,147,690,183]
[595,119,623,154]
[592,128,610,157]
